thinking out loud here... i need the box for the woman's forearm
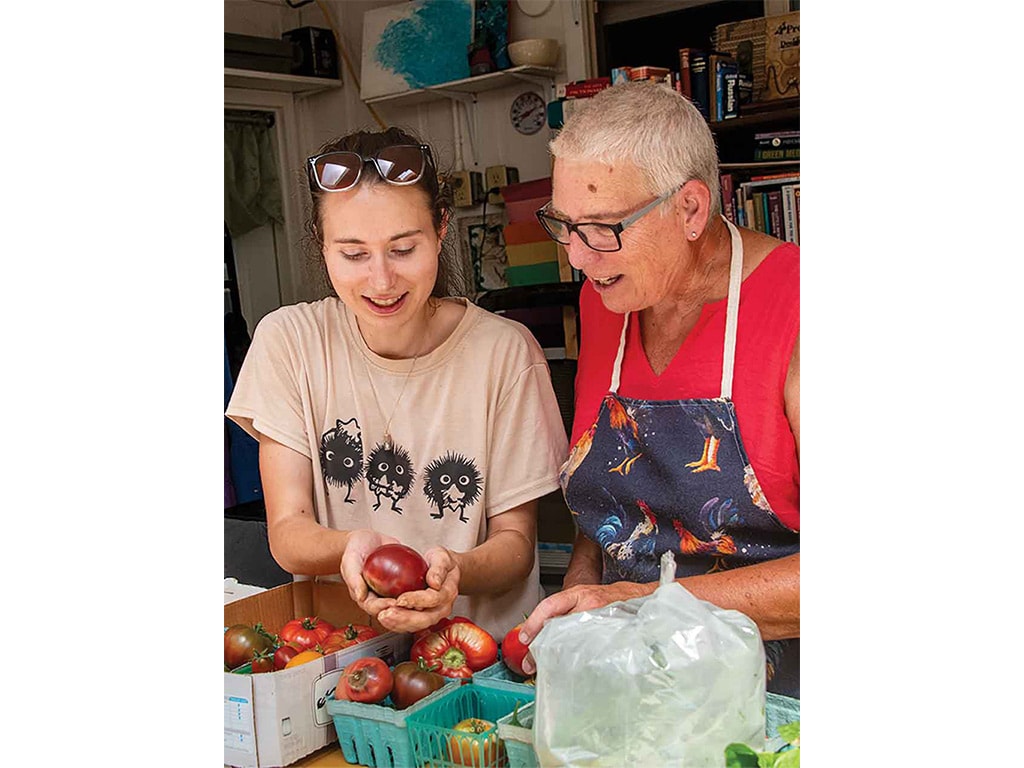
[267,512,352,576]
[452,527,535,595]
[562,531,603,588]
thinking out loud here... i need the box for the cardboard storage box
[714,11,799,102]
[224,580,412,768]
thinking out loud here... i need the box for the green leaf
[776,721,800,747]
[773,747,800,767]
[724,743,761,768]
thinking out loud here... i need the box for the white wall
[225,0,588,302]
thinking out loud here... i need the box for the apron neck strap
[720,216,744,400]
[609,215,744,398]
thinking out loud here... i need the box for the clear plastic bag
[530,552,766,766]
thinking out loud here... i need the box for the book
[767,190,784,238]
[752,191,766,233]
[719,173,736,224]
[709,53,738,121]
[629,65,671,81]
[677,48,693,98]
[744,198,756,232]
[793,185,801,245]
[610,67,632,84]
[557,77,611,99]
[781,184,797,244]
[689,50,710,119]
[722,68,739,119]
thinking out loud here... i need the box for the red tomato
[363,544,429,598]
[224,624,275,670]
[447,718,501,767]
[273,645,300,671]
[500,623,529,677]
[322,623,380,654]
[413,615,472,641]
[336,657,393,704]
[410,620,498,678]
[278,616,336,651]
[250,652,275,674]
[391,658,447,709]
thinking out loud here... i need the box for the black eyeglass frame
[535,185,684,252]
[306,144,435,193]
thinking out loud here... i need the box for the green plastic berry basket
[405,683,535,768]
[491,692,799,766]
[326,678,459,768]
[472,659,536,697]
[496,700,538,768]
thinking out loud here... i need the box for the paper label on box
[311,669,345,727]
[224,695,256,754]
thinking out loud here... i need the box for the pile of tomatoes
[224,616,380,673]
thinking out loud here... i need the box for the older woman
[226,128,568,638]
[518,81,800,696]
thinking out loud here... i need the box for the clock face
[510,91,546,136]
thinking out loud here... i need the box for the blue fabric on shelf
[225,342,263,505]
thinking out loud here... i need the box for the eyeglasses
[307,144,434,192]
[535,185,683,252]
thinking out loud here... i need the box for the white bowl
[508,38,559,68]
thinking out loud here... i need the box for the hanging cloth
[224,118,284,238]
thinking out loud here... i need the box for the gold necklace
[364,353,420,449]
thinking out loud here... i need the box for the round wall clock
[510,91,546,136]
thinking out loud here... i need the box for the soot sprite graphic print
[365,443,415,514]
[423,452,482,523]
[319,419,363,503]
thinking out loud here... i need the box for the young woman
[226,128,568,637]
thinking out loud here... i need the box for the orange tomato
[447,717,501,767]
[284,649,324,668]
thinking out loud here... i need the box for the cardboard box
[224,581,412,768]
[714,12,799,103]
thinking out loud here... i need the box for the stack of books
[719,171,800,245]
[546,77,611,129]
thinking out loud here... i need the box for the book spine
[678,48,692,98]
[767,190,784,241]
[719,173,736,224]
[782,185,796,244]
[723,69,739,119]
[752,192,766,233]
[690,51,710,119]
[762,192,773,236]
[793,186,801,245]
[563,79,611,98]
[744,198,756,231]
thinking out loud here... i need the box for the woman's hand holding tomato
[340,529,402,617]
[373,546,462,634]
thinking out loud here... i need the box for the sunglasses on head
[307,144,434,193]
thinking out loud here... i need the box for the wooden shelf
[224,68,342,94]
[364,65,558,107]
[720,161,799,170]
[710,99,799,133]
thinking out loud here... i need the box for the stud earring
[690,231,697,239]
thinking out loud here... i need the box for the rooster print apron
[561,218,800,696]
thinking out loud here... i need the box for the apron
[560,217,800,697]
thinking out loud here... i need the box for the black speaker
[283,27,339,79]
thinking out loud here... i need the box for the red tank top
[571,243,800,531]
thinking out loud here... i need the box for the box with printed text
[224,580,412,768]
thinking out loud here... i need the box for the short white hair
[550,81,721,216]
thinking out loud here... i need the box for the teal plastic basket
[472,659,536,697]
[487,692,799,766]
[496,700,538,768]
[406,683,535,768]
[326,679,459,768]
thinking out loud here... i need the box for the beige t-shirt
[226,297,568,637]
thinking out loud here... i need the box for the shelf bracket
[506,72,555,93]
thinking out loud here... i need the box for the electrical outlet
[485,165,520,204]
[452,170,485,207]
